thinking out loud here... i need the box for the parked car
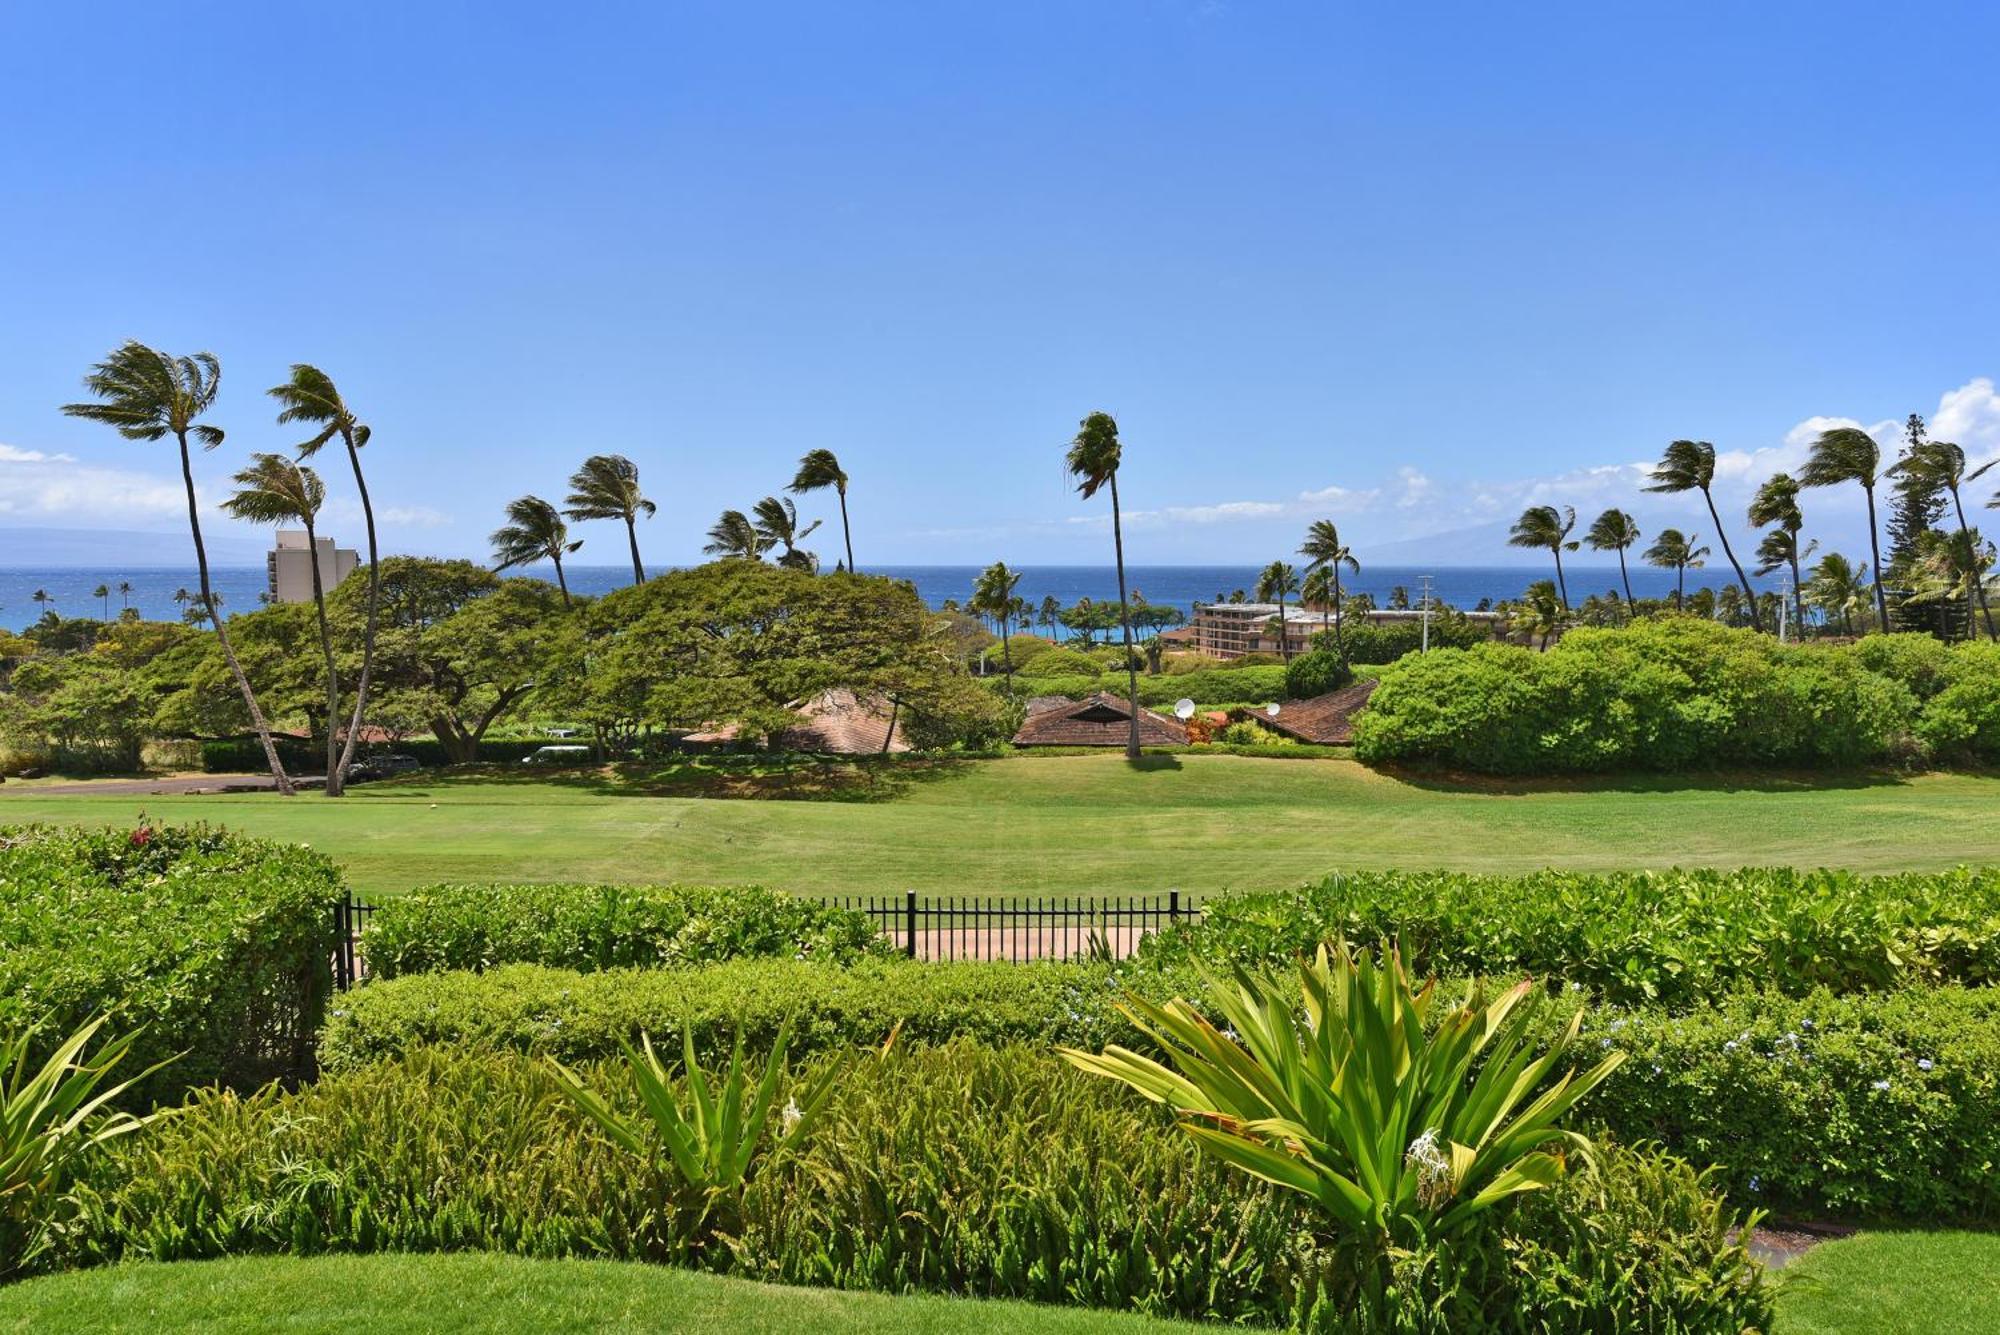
[519,745,593,766]
[345,753,423,783]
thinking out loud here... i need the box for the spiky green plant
[2,1018,164,1276]
[548,1017,839,1235]
[1063,943,1623,1262]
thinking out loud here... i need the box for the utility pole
[1777,568,1792,644]
[1419,574,1435,652]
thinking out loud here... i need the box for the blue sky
[2,1,1997,568]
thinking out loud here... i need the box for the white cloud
[1931,376,2000,455]
[379,505,452,527]
[0,441,188,522]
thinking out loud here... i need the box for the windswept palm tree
[1255,560,1301,661]
[116,580,133,611]
[565,453,655,586]
[1584,509,1641,612]
[30,589,53,615]
[1749,472,1812,637]
[703,508,769,561]
[1065,411,1141,760]
[1507,505,1578,610]
[1302,566,1336,636]
[1893,440,1996,641]
[751,495,822,571]
[491,496,582,605]
[223,454,345,796]
[91,584,109,619]
[1645,440,1761,630]
[1297,520,1360,659]
[971,561,1024,687]
[1642,528,1709,609]
[1799,427,1889,632]
[62,342,294,794]
[270,364,381,784]
[1515,579,1567,650]
[1038,594,1060,638]
[789,449,853,573]
[1806,551,1870,636]
[1904,527,1995,639]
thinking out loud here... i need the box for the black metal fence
[331,890,1196,988]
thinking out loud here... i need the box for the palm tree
[1038,594,1060,638]
[62,342,295,794]
[1748,473,1813,637]
[1255,560,1301,661]
[1799,427,1890,632]
[1584,510,1640,612]
[1506,505,1578,610]
[1064,411,1142,760]
[1806,552,1870,636]
[271,364,382,788]
[1297,520,1360,660]
[1641,528,1709,609]
[789,449,853,573]
[30,589,53,616]
[1644,440,1761,630]
[116,580,133,611]
[1904,528,1995,639]
[751,496,822,571]
[91,584,110,619]
[704,508,770,562]
[491,496,582,605]
[971,561,1024,688]
[1515,579,1567,650]
[565,454,655,586]
[223,454,345,796]
[1301,566,1336,636]
[1893,440,1996,641]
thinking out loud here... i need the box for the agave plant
[549,1017,839,1229]
[2,1018,164,1275]
[1063,943,1623,1251]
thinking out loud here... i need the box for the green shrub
[1143,866,2000,1004]
[1015,646,1099,678]
[54,1043,1769,1330]
[1313,615,1490,665]
[363,883,892,979]
[1851,632,1955,701]
[320,959,2000,1221]
[1284,649,1353,699]
[0,824,344,1105]
[1914,642,2000,762]
[1354,619,1920,773]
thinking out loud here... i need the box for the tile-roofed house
[1011,692,1189,747]
[1235,679,1377,745]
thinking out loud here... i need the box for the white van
[518,744,593,766]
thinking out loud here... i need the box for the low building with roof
[1189,602,1511,659]
[1012,692,1188,747]
[1231,679,1378,745]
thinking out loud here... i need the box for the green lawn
[0,1253,1204,1333]
[4,754,1998,897]
[1772,1231,2000,1333]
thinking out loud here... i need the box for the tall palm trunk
[998,611,1013,689]
[1788,550,1806,640]
[1676,564,1686,609]
[552,554,573,607]
[300,511,344,797]
[1701,487,1761,631]
[1861,484,1888,630]
[1946,485,1997,641]
[332,427,379,786]
[1333,568,1345,661]
[1276,587,1290,662]
[1109,475,1140,760]
[1551,545,1570,611]
[624,515,646,585]
[176,429,294,796]
[1615,546,1634,612]
[836,485,855,573]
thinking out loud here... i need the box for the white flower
[1917,1058,1934,1072]
[1871,1079,1891,1092]
[1405,1128,1453,1210]
[781,1097,803,1134]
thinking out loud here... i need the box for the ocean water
[0,562,1746,633]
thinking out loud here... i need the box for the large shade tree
[1064,411,1142,760]
[270,364,380,786]
[789,449,854,573]
[1644,440,1761,631]
[222,454,346,794]
[1506,505,1578,611]
[1297,520,1359,660]
[61,342,295,794]
[565,454,655,586]
[1799,427,1889,632]
[492,496,582,605]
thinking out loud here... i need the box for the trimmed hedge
[0,824,344,1104]
[362,882,892,978]
[318,958,2000,1222]
[1353,619,1938,774]
[53,1043,1768,1330]
[1140,866,2000,1005]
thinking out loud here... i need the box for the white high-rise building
[266,531,359,605]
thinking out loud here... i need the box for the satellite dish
[1266,703,1281,717]
[1174,698,1196,720]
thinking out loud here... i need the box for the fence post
[1169,889,1180,925]
[904,889,918,959]
[333,895,351,991]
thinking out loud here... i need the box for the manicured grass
[1772,1230,2000,1333]
[4,755,1999,898]
[0,1254,1204,1333]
